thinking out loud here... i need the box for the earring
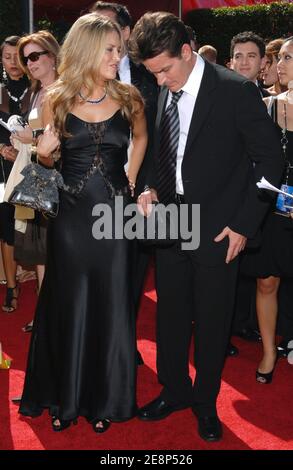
[2,66,7,83]
[52,66,56,71]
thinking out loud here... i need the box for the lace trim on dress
[62,121,105,195]
[62,120,129,198]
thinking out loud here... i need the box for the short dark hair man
[230,31,269,342]
[128,12,282,442]
[230,31,269,97]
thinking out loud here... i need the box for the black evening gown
[19,110,137,422]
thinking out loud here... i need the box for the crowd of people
[0,0,292,443]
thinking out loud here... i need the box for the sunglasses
[23,50,49,65]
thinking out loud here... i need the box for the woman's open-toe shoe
[92,418,111,434]
[51,416,78,432]
[2,284,20,313]
[256,355,278,384]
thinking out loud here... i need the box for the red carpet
[0,268,293,450]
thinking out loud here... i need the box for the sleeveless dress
[19,110,137,422]
[241,103,293,278]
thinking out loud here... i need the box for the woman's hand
[137,188,158,216]
[0,145,18,162]
[12,126,33,144]
[37,124,60,158]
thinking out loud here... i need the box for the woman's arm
[127,101,148,194]
[12,126,33,145]
[36,98,60,167]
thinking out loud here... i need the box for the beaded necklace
[0,76,29,111]
[78,89,107,104]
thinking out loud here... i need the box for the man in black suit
[230,31,270,342]
[128,12,283,442]
[90,2,158,363]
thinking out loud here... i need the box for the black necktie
[157,90,183,204]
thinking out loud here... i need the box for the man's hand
[214,226,247,264]
[137,188,158,216]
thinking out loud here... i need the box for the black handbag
[8,162,64,217]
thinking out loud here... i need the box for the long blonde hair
[48,13,144,136]
[17,30,59,91]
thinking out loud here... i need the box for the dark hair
[128,12,190,63]
[185,25,197,44]
[90,1,132,28]
[1,35,20,55]
[1,36,21,82]
[230,31,265,58]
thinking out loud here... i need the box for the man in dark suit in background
[230,31,270,342]
[90,2,158,363]
[128,12,283,442]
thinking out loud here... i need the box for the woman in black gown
[19,14,147,433]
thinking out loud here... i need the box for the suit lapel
[153,87,168,156]
[156,87,168,129]
[184,61,217,158]
[129,60,140,88]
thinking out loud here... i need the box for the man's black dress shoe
[136,349,144,366]
[195,414,223,442]
[137,396,188,421]
[236,327,261,342]
[226,342,239,357]
[11,396,22,404]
